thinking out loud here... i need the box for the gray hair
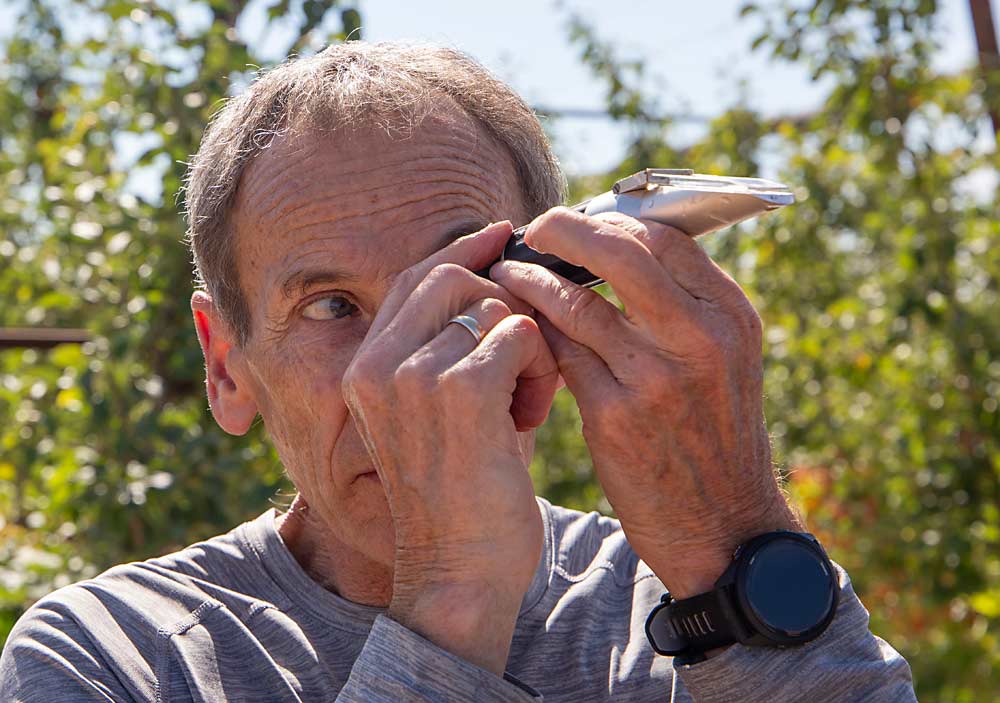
[183,41,566,345]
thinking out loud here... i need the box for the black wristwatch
[644,531,839,663]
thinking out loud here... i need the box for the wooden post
[969,0,1000,135]
[0,328,91,349]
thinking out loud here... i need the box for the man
[1,42,915,701]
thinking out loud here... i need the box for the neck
[276,494,394,606]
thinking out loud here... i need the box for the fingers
[593,212,745,304]
[371,220,515,339]
[489,257,629,360]
[519,208,698,327]
[405,297,514,377]
[533,315,616,413]
[373,262,531,371]
[453,314,560,431]
[394,304,559,432]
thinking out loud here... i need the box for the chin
[338,481,397,566]
[517,429,536,467]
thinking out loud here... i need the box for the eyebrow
[280,266,357,300]
[277,220,492,301]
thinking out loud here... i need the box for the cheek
[253,324,366,451]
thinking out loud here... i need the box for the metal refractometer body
[478,168,796,288]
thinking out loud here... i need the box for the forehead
[230,107,526,307]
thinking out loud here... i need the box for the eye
[301,294,358,321]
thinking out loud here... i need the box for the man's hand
[342,221,559,676]
[491,208,801,600]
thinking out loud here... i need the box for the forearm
[671,564,915,703]
[386,580,520,676]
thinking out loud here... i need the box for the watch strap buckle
[645,586,745,658]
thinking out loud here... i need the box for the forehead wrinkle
[264,170,504,236]
[239,139,318,216]
[233,109,527,328]
[238,116,508,226]
[239,115,492,209]
[269,234,371,279]
[303,136,500,186]
[275,183,504,241]
[391,206,493,243]
[255,153,511,237]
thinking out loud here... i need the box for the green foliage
[1,1,998,701]
[0,0,357,642]
[553,2,999,700]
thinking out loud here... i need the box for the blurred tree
[535,2,999,700]
[0,0,359,641]
[1,0,998,701]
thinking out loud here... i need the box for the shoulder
[43,511,275,632]
[0,572,162,702]
[1,513,275,701]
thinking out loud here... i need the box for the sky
[1,0,993,188]
[349,0,993,174]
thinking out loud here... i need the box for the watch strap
[645,586,746,657]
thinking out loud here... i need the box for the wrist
[388,580,521,676]
[645,530,840,660]
[648,494,802,600]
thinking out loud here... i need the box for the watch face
[743,538,835,637]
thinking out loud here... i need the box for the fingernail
[480,220,512,235]
[490,260,525,279]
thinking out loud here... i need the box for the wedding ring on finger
[446,314,485,345]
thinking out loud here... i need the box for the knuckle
[422,263,471,291]
[438,367,480,400]
[342,357,380,401]
[655,227,705,262]
[393,357,437,395]
[390,266,420,296]
[488,313,537,344]
[479,296,513,320]
[430,262,470,282]
[530,206,580,241]
[707,262,744,295]
[505,313,538,334]
[718,298,762,353]
[645,221,689,242]
[539,206,578,228]
[742,304,763,343]
[596,212,646,237]
[682,321,723,359]
[563,286,606,322]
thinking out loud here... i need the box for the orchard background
[1,1,998,700]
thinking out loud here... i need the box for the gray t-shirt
[1,498,914,702]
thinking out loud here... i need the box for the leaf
[969,591,1000,618]
[341,8,362,39]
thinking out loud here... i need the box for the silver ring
[446,315,484,345]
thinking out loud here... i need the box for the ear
[191,291,259,435]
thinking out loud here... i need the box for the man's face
[227,107,531,566]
